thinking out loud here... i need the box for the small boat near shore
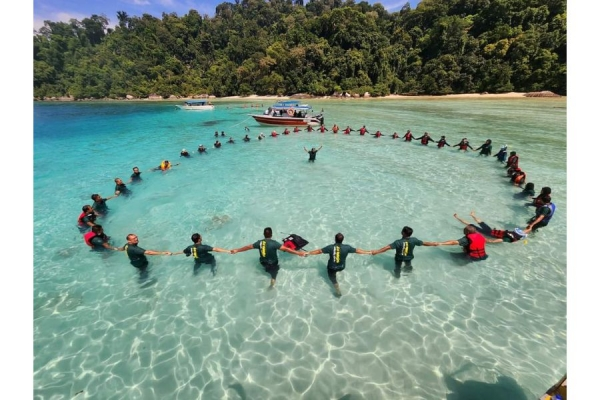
[250,100,323,126]
[175,100,214,111]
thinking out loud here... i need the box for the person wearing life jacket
[392,132,399,139]
[84,225,117,251]
[270,130,279,137]
[526,195,555,232]
[372,131,383,138]
[77,205,97,232]
[453,212,528,244]
[282,234,309,251]
[402,130,413,141]
[282,128,290,135]
[151,160,180,172]
[304,232,371,297]
[436,135,450,148]
[506,151,519,172]
[511,169,526,186]
[531,186,551,208]
[437,225,489,261]
[318,125,328,133]
[520,182,535,198]
[343,126,354,135]
[331,124,339,134]
[415,132,434,145]
[305,125,314,132]
[229,227,306,288]
[243,135,251,142]
[359,125,369,135]
[198,144,207,153]
[453,138,473,151]
[227,137,235,144]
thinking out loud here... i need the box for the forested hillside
[33,0,566,99]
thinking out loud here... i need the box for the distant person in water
[180,149,190,157]
[304,145,323,162]
[415,132,435,145]
[128,166,142,184]
[510,168,527,187]
[227,137,235,144]
[172,233,230,276]
[214,131,219,138]
[198,144,207,153]
[371,226,437,278]
[436,135,450,148]
[229,227,306,288]
[91,193,116,216]
[506,151,519,173]
[151,160,179,171]
[305,125,314,132]
[318,125,328,133]
[258,133,265,140]
[293,126,301,133]
[453,211,529,244]
[359,125,369,135]
[221,131,226,137]
[331,124,339,133]
[245,126,250,132]
[494,145,508,163]
[453,138,473,151]
[343,126,354,134]
[372,131,384,138]
[305,232,371,297]
[83,225,117,251]
[282,128,290,135]
[77,205,97,232]
[115,234,172,283]
[114,178,131,196]
[530,186,551,208]
[243,135,251,142]
[214,140,222,148]
[521,182,536,197]
[403,130,413,141]
[475,139,493,156]
[270,130,279,137]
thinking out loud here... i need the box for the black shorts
[394,259,413,270]
[260,261,280,279]
[327,268,344,284]
[530,221,548,231]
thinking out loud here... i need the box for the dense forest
[33,0,566,99]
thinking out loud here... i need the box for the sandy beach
[37,91,564,102]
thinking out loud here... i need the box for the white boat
[175,100,215,111]
[250,100,323,126]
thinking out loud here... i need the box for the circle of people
[77,123,556,296]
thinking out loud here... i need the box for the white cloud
[132,0,151,5]
[158,0,176,6]
[34,12,88,32]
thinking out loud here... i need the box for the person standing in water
[304,145,323,162]
[230,227,306,288]
[172,233,230,276]
[305,233,371,297]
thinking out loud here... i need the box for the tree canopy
[33,0,566,99]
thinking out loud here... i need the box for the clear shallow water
[33,98,566,399]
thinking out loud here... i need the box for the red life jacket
[514,172,526,185]
[465,233,487,259]
[293,127,300,132]
[319,126,326,132]
[459,142,468,150]
[404,133,412,141]
[84,231,96,247]
[421,136,429,145]
[78,212,86,224]
[359,128,366,135]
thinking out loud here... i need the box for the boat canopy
[184,100,209,105]
[271,101,311,110]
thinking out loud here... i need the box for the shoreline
[35,92,564,102]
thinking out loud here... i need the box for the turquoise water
[33,98,566,399]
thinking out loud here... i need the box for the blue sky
[34,0,421,32]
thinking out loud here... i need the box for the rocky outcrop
[363,92,371,98]
[525,91,561,97]
[126,94,135,100]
